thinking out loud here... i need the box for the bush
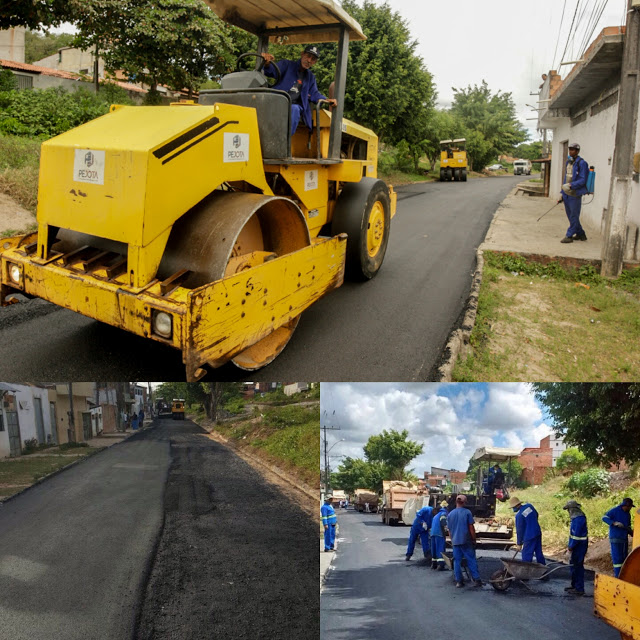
[565,468,610,498]
[0,69,17,92]
[97,82,135,106]
[224,397,246,415]
[556,448,588,474]
[22,438,39,454]
[262,405,317,429]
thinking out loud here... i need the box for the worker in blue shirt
[563,500,588,595]
[446,495,483,588]
[602,497,635,577]
[262,45,337,137]
[321,494,338,552]
[557,142,589,243]
[510,496,545,564]
[430,501,449,570]
[406,504,434,561]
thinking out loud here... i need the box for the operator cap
[304,45,320,59]
[562,500,582,510]
[623,497,636,508]
[568,142,580,150]
[456,494,467,504]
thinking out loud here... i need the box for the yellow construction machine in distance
[594,506,640,639]
[0,0,396,380]
[439,138,468,182]
[171,399,186,421]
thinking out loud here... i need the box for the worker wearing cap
[321,494,338,552]
[430,501,449,570]
[261,46,337,136]
[558,142,589,243]
[406,504,434,561]
[563,500,588,595]
[603,497,635,577]
[510,496,545,565]
[446,495,483,588]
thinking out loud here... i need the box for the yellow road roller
[0,0,396,380]
[594,506,640,639]
[439,138,467,182]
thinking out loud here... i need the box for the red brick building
[518,445,553,485]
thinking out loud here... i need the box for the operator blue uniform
[447,505,481,583]
[406,506,434,559]
[561,154,589,240]
[321,500,337,551]
[430,506,448,569]
[603,503,632,577]
[568,512,588,592]
[264,59,327,136]
[515,502,545,564]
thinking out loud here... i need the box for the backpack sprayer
[537,165,596,222]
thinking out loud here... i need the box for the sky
[371,0,629,139]
[320,383,554,476]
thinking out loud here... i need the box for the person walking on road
[563,500,588,596]
[558,142,589,243]
[322,494,338,552]
[139,409,145,428]
[430,501,449,570]
[603,497,635,577]
[510,496,545,565]
[405,504,434,561]
[446,495,483,588]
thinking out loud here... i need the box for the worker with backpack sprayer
[558,142,591,243]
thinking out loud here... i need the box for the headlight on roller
[8,263,22,286]
[152,310,173,339]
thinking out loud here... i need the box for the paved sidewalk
[320,538,337,586]
[480,189,605,265]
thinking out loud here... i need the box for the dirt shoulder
[0,192,36,237]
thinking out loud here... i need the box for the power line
[559,0,584,66]
[551,0,569,70]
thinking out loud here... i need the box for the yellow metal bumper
[594,574,640,638]
[1,233,347,379]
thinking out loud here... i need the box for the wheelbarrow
[490,557,570,592]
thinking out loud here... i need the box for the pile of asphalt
[134,419,318,639]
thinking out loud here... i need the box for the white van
[513,159,532,176]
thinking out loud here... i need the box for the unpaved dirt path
[0,192,35,236]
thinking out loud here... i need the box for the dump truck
[594,506,640,639]
[171,398,185,420]
[381,480,418,525]
[354,488,379,513]
[439,138,468,182]
[0,0,396,381]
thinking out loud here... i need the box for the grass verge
[0,450,95,499]
[453,252,640,381]
[0,134,41,214]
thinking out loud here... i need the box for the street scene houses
[0,382,151,458]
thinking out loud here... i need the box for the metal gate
[49,402,58,445]
[6,410,21,457]
[34,397,45,444]
[82,412,92,441]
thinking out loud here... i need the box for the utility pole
[321,411,340,492]
[601,0,640,277]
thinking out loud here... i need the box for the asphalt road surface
[0,176,521,381]
[0,418,317,640]
[321,510,620,640]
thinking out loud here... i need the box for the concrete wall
[0,27,25,63]
[34,47,105,78]
[518,447,553,486]
[540,434,568,466]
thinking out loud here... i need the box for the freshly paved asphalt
[0,434,170,640]
[0,176,521,381]
[321,509,620,640]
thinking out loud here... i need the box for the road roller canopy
[473,446,522,462]
[203,0,366,43]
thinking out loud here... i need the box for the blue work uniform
[568,513,588,592]
[321,502,337,551]
[264,59,327,136]
[446,506,481,582]
[561,154,589,239]
[430,507,448,568]
[406,506,434,558]
[515,502,545,565]
[603,504,632,577]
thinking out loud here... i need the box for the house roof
[549,26,625,111]
[0,58,147,94]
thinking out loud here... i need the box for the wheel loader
[439,138,467,182]
[594,506,640,639]
[0,0,396,381]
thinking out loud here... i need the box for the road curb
[0,430,137,506]
[437,247,485,381]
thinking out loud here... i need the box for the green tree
[514,141,543,162]
[73,0,233,95]
[556,447,588,474]
[450,80,528,170]
[363,429,423,479]
[533,383,640,465]
[331,457,387,494]
[423,110,462,171]
[25,29,75,64]
[0,0,78,30]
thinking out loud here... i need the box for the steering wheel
[235,52,282,85]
